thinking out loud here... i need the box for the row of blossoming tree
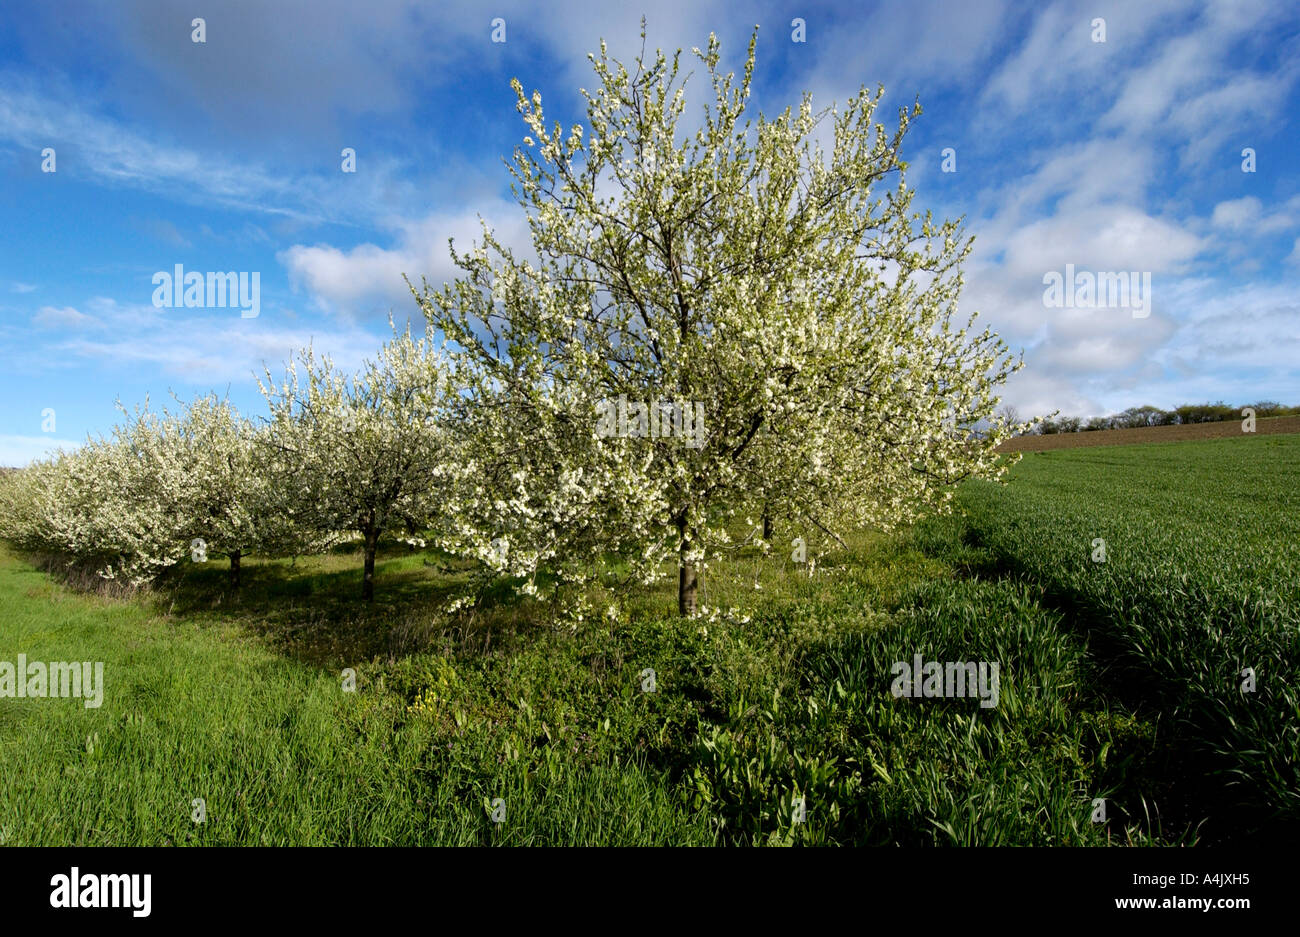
[0,328,454,601]
[0,29,1026,614]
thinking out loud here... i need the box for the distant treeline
[1033,401,1300,435]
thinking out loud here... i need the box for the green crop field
[1,434,1295,846]
[945,434,1300,841]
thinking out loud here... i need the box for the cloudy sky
[1,0,1297,464]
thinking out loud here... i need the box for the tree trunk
[362,530,379,601]
[761,514,773,542]
[229,549,241,588]
[677,513,698,617]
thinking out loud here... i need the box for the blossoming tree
[411,27,1023,617]
[257,325,456,600]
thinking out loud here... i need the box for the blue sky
[1,0,1297,464]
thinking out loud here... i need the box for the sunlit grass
[3,435,1291,845]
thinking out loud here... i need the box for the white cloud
[1210,195,1300,235]
[31,305,97,329]
[0,80,427,226]
[1002,207,1204,279]
[1167,70,1299,166]
[280,242,414,310]
[279,202,533,315]
[997,369,1100,421]
[1211,196,1263,230]
[45,298,388,386]
[1035,306,1178,374]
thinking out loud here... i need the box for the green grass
[1,433,1294,845]
[0,545,725,845]
[945,434,1300,840]
[0,534,1146,846]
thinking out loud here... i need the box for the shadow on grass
[152,545,558,670]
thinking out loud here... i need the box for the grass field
[949,433,1300,841]
[1,433,1296,845]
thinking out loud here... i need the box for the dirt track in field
[996,415,1300,453]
